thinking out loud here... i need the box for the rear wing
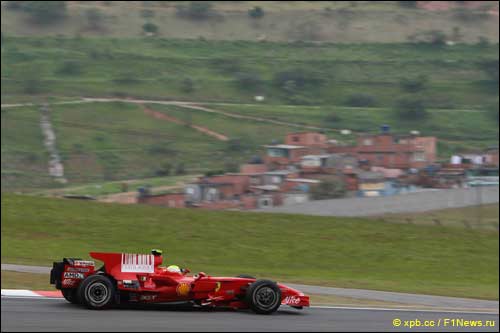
[50,258,95,289]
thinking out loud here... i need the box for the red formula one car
[50,250,309,314]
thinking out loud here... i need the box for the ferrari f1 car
[50,250,310,314]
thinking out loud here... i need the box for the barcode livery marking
[121,253,155,273]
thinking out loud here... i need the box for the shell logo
[176,282,191,297]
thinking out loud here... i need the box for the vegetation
[310,177,346,200]
[2,194,498,299]
[142,22,159,35]
[19,1,67,25]
[395,97,428,121]
[176,2,214,20]
[248,6,265,19]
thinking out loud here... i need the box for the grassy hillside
[1,193,498,300]
[1,1,498,43]
[1,37,498,107]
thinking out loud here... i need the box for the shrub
[156,162,172,176]
[113,73,139,85]
[176,2,214,20]
[399,75,428,93]
[85,8,104,31]
[479,60,499,85]
[175,163,186,175]
[147,143,176,155]
[310,177,346,200]
[142,22,159,35]
[224,161,239,173]
[345,93,376,107]
[395,97,429,120]
[23,79,42,94]
[56,60,83,76]
[487,99,499,122]
[408,30,447,46]
[226,138,243,152]
[273,69,324,90]
[180,78,195,93]
[326,113,342,123]
[234,72,263,90]
[204,170,225,177]
[248,6,264,19]
[22,1,67,24]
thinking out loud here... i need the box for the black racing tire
[61,288,80,304]
[245,279,281,314]
[236,274,256,279]
[78,274,116,309]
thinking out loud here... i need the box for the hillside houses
[138,128,499,210]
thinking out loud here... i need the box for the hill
[1,1,498,43]
[1,193,498,299]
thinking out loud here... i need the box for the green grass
[34,174,198,197]
[1,271,53,291]
[1,37,498,108]
[1,107,54,190]
[1,193,498,300]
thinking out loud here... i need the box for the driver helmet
[151,249,163,256]
[166,265,181,273]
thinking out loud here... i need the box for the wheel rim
[86,282,109,305]
[253,286,278,309]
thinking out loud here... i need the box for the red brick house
[330,133,437,169]
[285,132,328,148]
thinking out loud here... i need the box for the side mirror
[182,268,190,275]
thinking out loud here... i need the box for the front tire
[245,279,281,314]
[78,275,115,309]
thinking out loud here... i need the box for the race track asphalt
[1,297,498,332]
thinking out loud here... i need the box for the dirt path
[143,107,229,141]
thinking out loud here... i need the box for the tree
[248,6,264,19]
[85,8,104,31]
[273,69,324,90]
[176,2,214,20]
[399,75,428,93]
[395,97,429,120]
[56,60,83,75]
[310,177,346,200]
[487,99,499,122]
[175,163,186,175]
[142,22,158,35]
[23,1,67,24]
[345,93,376,107]
[234,72,263,91]
[156,162,172,176]
[479,60,499,85]
[180,78,195,93]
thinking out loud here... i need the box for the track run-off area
[1,296,498,332]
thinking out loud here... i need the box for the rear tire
[61,288,79,304]
[245,279,281,314]
[78,274,115,309]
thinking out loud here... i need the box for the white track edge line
[311,305,499,315]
